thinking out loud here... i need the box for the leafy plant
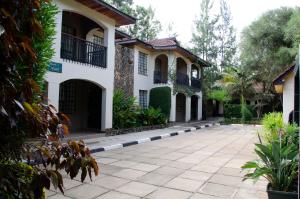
[138,107,167,126]
[241,102,253,123]
[207,89,231,102]
[242,139,298,192]
[149,87,171,117]
[261,112,284,142]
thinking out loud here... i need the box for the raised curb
[90,122,220,154]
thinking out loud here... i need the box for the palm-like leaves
[242,140,298,191]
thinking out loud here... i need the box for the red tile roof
[147,37,178,47]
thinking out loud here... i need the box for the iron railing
[176,72,189,86]
[191,77,201,90]
[60,33,107,68]
[154,71,168,84]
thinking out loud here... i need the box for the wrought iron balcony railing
[154,71,168,84]
[176,72,189,86]
[191,77,201,90]
[60,33,107,68]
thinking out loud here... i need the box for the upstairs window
[139,90,148,109]
[93,35,104,46]
[138,52,148,75]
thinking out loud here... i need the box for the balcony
[60,33,107,68]
[176,72,189,86]
[191,77,201,90]
[154,71,168,84]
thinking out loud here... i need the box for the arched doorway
[176,58,189,86]
[59,79,102,132]
[176,93,186,122]
[154,54,168,84]
[191,95,198,120]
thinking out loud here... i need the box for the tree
[128,5,162,41]
[106,0,161,41]
[0,1,98,197]
[217,0,237,70]
[166,22,178,38]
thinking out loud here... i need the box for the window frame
[139,90,148,109]
[138,51,148,76]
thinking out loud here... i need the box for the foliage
[242,136,298,192]
[219,66,255,101]
[0,0,98,197]
[106,0,161,41]
[113,90,167,129]
[262,112,284,142]
[149,87,171,117]
[113,90,138,129]
[138,107,167,126]
[217,0,237,69]
[207,89,230,102]
[240,7,300,109]
[241,102,253,122]
[168,67,196,96]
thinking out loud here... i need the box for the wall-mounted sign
[48,62,62,73]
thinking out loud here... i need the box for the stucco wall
[283,73,295,123]
[46,0,116,130]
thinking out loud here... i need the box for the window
[93,35,104,46]
[59,81,76,114]
[139,90,148,109]
[138,52,148,75]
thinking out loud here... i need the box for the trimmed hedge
[149,87,171,117]
[224,104,255,119]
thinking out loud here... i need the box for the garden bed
[106,123,170,136]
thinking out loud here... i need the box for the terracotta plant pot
[267,183,298,199]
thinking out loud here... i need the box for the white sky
[134,0,300,46]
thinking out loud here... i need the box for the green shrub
[113,90,138,129]
[149,87,171,118]
[138,107,167,126]
[241,103,253,122]
[224,104,242,119]
[261,112,284,142]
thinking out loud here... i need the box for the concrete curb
[90,122,220,154]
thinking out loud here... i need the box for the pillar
[170,93,176,122]
[198,95,203,120]
[47,82,60,111]
[53,8,63,60]
[186,96,191,122]
[102,89,113,131]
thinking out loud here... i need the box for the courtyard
[47,125,268,199]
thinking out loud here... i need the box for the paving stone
[112,168,147,180]
[179,170,212,181]
[199,182,237,197]
[190,164,220,173]
[146,187,192,199]
[167,161,195,169]
[48,194,72,199]
[233,188,257,199]
[116,181,157,197]
[189,193,220,199]
[217,167,244,177]
[110,160,138,168]
[95,191,140,199]
[65,184,108,199]
[159,152,187,160]
[45,190,57,197]
[96,157,119,164]
[209,174,242,187]
[129,163,160,172]
[100,164,123,175]
[153,166,185,176]
[93,176,130,189]
[165,177,204,192]
[137,172,174,186]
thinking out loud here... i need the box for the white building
[117,37,211,122]
[45,0,135,132]
[273,64,299,123]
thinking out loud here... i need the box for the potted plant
[242,113,298,199]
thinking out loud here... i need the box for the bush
[113,90,138,129]
[138,107,167,126]
[224,104,242,119]
[261,112,284,142]
[149,87,171,118]
[241,103,253,122]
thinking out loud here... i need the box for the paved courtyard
[47,125,268,199]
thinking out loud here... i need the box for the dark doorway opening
[191,95,198,120]
[176,93,186,122]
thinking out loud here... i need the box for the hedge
[149,87,171,117]
[224,104,256,119]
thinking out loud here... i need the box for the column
[198,95,203,120]
[102,89,113,131]
[170,93,176,122]
[187,63,192,86]
[186,96,191,122]
[47,82,60,110]
[53,9,63,59]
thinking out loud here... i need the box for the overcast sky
[134,0,300,46]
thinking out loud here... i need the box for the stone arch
[154,54,168,84]
[176,93,186,122]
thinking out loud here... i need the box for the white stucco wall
[132,47,203,122]
[46,0,116,130]
[283,73,295,123]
